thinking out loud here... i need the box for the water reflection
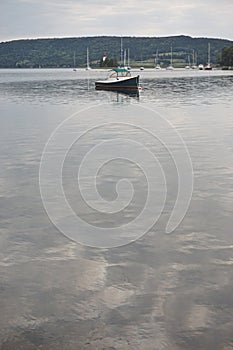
[0,69,232,106]
[1,69,233,349]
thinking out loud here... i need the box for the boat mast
[73,51,77,71]
[207,42,210,65]
[124,49,127,67]
[87,47,89,69]
[120,36,123,66]
[170,44,173,66]
[128,48,130,67]
[155,49,159,66]
[188,53,190,67]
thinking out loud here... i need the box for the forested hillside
[221,46,233,67]
[0,35,232,68]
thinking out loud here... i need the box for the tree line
[0,35,232,68]
[220,46,233,67]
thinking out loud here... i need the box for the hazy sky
[0,0,233,42]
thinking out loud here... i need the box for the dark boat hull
[95,75,140,92]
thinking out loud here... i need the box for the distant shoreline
[0,35,232,69]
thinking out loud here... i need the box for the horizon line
[1,34,233,44]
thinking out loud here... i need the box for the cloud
[0,0,232,42]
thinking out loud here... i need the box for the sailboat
[204,43,212,70]
[73,51,77,71]
[86,47,91,70]
[155,49,161,70]
[166,44,174,70]
[123,49,127,68]
[185,53,191,69]
[127,48,131,70]
[191,49,198,69]
[121,39,130,70]
[123,48,131,70]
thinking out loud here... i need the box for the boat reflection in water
[95,67,140,95]
[113,89,140,101]
[96,87,140,101]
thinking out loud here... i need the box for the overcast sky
[0,0,233,42]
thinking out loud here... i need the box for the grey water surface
[0,68,233,350]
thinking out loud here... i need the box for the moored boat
[204,64,212,71]
[204,43,212,70]
[86,47,91,70]
[166,44,174,70]
[155,49,162,70]
[95,67,140,93]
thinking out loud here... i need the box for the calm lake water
[0,68,233,349]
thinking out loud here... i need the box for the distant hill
[0,35,232,68]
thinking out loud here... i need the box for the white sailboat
[120,37,131,70]
[191,49,198,69]
[123,48,131,70]
[166,44,174,70]
[120,36,123,65]
[86,47,91,70]
[127,48,131,70]
[204,42,212,70]
[185,53,191,69]
[155,49,161,70]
